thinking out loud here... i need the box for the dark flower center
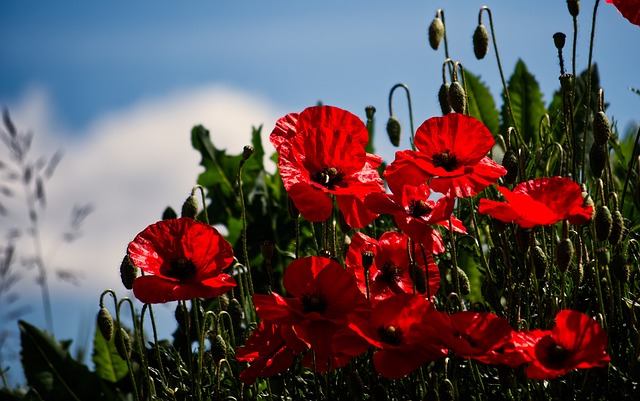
[165,257,197,280]
[432,149,458,172]
[407,199,433,218]
[311,167,345,190]
[301,291,328,314]
[545,343,571,367]
[377,260,401,284]
[454,331,478,348]
[378,325,403,346]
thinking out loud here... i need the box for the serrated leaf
[501,59,546,146]
[92,321,128,383]
[464,70,500,136]
[19,320,118,401]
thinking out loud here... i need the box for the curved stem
[389,83,416,150]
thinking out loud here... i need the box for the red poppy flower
[270,105,385,228]
[524,310,611,379]
[127,218,236,303]
[478,177,593,228]
[606,0,640,26]
[365,183,466,253]
[384,114,505,198]
[345,231,440,304]
[340,294,448,379]
[253,256,372,372]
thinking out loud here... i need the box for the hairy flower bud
[596,247,610,266]
[457,267,470,295]
[428,16,445,50]
[119,255,138,290]
[502,149,518,184]
[609,209,624,245]
[438,83,452,115]
[211,334,228,363]
[593,111,611,146]
[556,238,574,273]
[181,195,198,219]
[532,245,548,280]
[589,143,607,178]
[115,327,132,360]
[595,205,613,242]
[97,307,115,341]
[162,206,178,220]
[473,24,489,59]
[386,116,402,147]
[449,81,467,114]
[228,297,244,334]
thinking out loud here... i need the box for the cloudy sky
[1,0,639,375]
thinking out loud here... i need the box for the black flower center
[408,199,433,218]
[432,149,458,172]
[165,257,197,280]
[377,260,401,284]
[546,343,571,366]
[301,291,328,314]
[311,167,345,190]
[378,325,403,346]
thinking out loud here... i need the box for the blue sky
[1,0,639,383]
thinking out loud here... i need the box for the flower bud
[611,253,631,283]
[181,195,198,219]
[589,143,607,178]
[348,368,365,400]
[439,378,455,401]
[532,245,548,280]
[115,327,132,359]
[596,247,610,266]
[502,149,518,184]
[448,81,467,114]
[595,205,613,242]
[473,24,489,59]
[567,0,580,17]
[175,302,190,332]
[457,267,470,295]
[162,206,178,220]
[119,255,138,290]
[559,74,574,93]
[287,195,300,219]
[516,227,532,253]
[409,263,427,294]
[228,297,244,334]
[438,83,452,115]
[553,32,566,50]
[556,238,574,273]
[608,209,624,245]
[211,334,228,363]
[242,145,254,161]
[593,111,611,146]
[97,307,115,341]
[428,16,445,50]
[386,116,402,147]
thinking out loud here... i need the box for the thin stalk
[389,83,416,150]
[620,127,640,210]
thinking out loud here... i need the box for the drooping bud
[502,149,519,184]
[409,263,427,294]
[181,195,198,219]
[567,0,580,17]
[211,334,228,363]
[448,81,467,114]
[596,247,610,266]
[593,111,611,146]
[608,209,625,245]
[457,267,470,295]
[589,143,607,178]
[473,23,489,59]
[581,186,596,220]
[556,238,574,273]
[115,327,132,359]
[595,205,613,242]
[438,83,452,115]
[227,297,245,335]
[532,245,548,280]
[428,15,445,50]
[97,307,115,341]
[119,255,138,290]
[386,116,402,147]
[175,302,190,332]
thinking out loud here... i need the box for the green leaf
[501,59,546,146]
[464,70,500,136]
[19,320,119,401]
[91,321,128,383]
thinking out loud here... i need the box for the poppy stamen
[165,257,197,280]
[432,149,458,172]
[301,291,328,314]
[311,167,345,190]
[407,199,433,217]
[377,260,401,284]
[378,325,403,346]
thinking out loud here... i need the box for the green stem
[389,83,416,150]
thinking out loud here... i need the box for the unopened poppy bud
[572,261,584,286]
[593,111,611,146]
[457,267,470,295]
[556,238,574,273]
[386,116,402,147]
[589,143,607,178]
[449,81,467,114]
[595,205,613,242]
[553,32,566,50]
[559,74,574,93]
[175,302,190,331]
[438,83,452,115]
[181,195,198,219]
[242,145,254,161]
[596,247,610,266]
[428,16,445,50]
[119,255,137,290]
[372,383,389,401]
[409,263,427,294]
[439,378,455,401]
[162,206,177,220]
[115,327,132,359]
[582,188,595,220]
[287,195,299,219]
[227,297,244,333]
[611,253,631,283]
[365,105,376,121]
[97,307,115,341]
[473,24,489,59]
[567,0,580,17]
[502,149,518,184]
[361,251,375,270]
[609,210,624,245]
[211,334,228,362]
[532,245,548,280]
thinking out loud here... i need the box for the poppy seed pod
[593,111,611,146]
[180,195,198,219]
[473,23,489,59]
[556,238,574,273]
[567,0,580,17]
[589,143,607,178]
[595,205,613,242]
[115,327,132,360]
[448,81,467,114]
[438,83,452,115]
[242,145,254,161]
[97,307,115,341]
[386,116,402,147]
[119,254,138,290]
[361,251,375,270]
[553,32,566,50]
[365,105,376,121]
[428,16,445,50]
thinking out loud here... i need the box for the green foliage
[91,321,128,383]
[19,321,118,401]
[464,70,500,136]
